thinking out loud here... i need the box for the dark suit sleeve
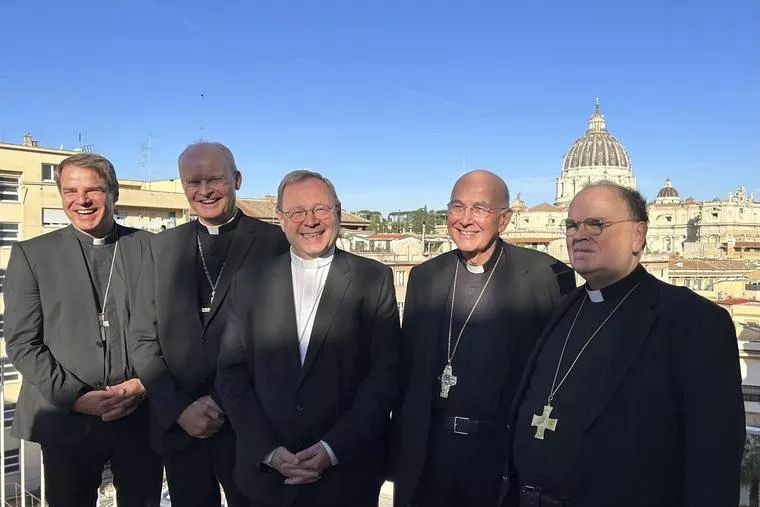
[554,262,576,297]
[216,276,281,462]
[127,240,194,431]
[398,265,420,396]
[4,243,86,409]
[322,266,401,463]
[675,300,744,506]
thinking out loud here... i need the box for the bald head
[451,170,510,208]
[178,142,238,174]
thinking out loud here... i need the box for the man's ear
[632,221,648,255]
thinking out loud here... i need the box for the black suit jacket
[502,269,745,507]
[390,242,575,506]
[128,215,289,454]
[4,224,150,445]
[216,249,401,506]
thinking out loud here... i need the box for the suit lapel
[584,276,659,430]
[267,254,303,376]
[62,226,102,334]
[166,224,203,333]
[508,287,585,422]
[205,216,257,328]
[422,251,458,379]
[298,249,351,386]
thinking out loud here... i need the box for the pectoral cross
[98,312,109,344]
[531,404,558,440]
[439,363,458,398]
[201,290,215,313]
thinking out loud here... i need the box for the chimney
[22,132,33,146]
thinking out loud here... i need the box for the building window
[0,174,20,202]
[41,163,57,182]
[0,313,3,339]
[3,403,16,428]
[396,270,406,287]
[3,448,19,475]
[42,208,70,227]
[1,357,20,384]
[0,223,19,247]
[0,268,5,294]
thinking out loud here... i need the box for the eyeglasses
[182,176,229,190]
[281,205,337,223]
[447,202,509,219]
[562,218,636,236]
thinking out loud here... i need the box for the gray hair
[177,142,238,173]
[276,169,341,212]
[579,181,649,223]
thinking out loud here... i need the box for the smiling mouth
[76,209,96,215]
[302,231,324,238]
[456,230,478,236]
[199,198,219,205]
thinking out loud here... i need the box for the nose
[76,191,92,205]
[302,209,320,226]
[458,206,475,225]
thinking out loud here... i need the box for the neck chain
[97,229,119,341]
[530,281,641,440]
[439,245,504,399]
[197,234,226,313]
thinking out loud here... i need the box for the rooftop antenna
[139,135,153,189]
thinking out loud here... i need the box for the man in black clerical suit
[129,142,289,507]
[390,170,575,507]
[216,170,400,507]
[505,182,745,507]
[4,154,162,506]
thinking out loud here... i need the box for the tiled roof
[527,202,562,212]
[668,259,754,271]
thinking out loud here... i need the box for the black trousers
[411,424,506,507]
[163,422,249,507]
[41,405,162,507]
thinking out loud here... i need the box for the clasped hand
[177,395,225,439]
[270,443,333,485]
[72,378,147,421]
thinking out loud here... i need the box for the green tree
[743,433,760,507]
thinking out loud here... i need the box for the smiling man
[128,142,289,507]
[4,153,162,506]
[391,169,575,507]
[505,182,744,507]
[216,169,400,507]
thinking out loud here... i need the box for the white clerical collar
[73,225,116,246]
[290,246,335,270]
[199,210,239,236]
[586,288,604,303]
[465,263,485,274]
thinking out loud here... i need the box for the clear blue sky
[1,0,757,214]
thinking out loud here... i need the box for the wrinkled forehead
[451,177,507,207]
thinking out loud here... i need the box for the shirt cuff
[320,440,339,465]
[263,449,275,465]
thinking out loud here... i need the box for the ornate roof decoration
[657,178,680,198]
[562,99,632,171]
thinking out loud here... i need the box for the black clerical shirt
[74,227,126,384]
[195,212,241,325]
[434,242,513,420]
[512,264,648,498]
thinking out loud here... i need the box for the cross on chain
[439,363,458,398]
[531,404,558,440]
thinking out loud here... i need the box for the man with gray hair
[504,181,744,506]
[216,169,401,506]
[129,142,289,506]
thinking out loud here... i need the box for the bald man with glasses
[391,170,575,507]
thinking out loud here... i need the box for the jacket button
[94,382,103,388]
[296,405,304,413]
[96,341,104,348]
